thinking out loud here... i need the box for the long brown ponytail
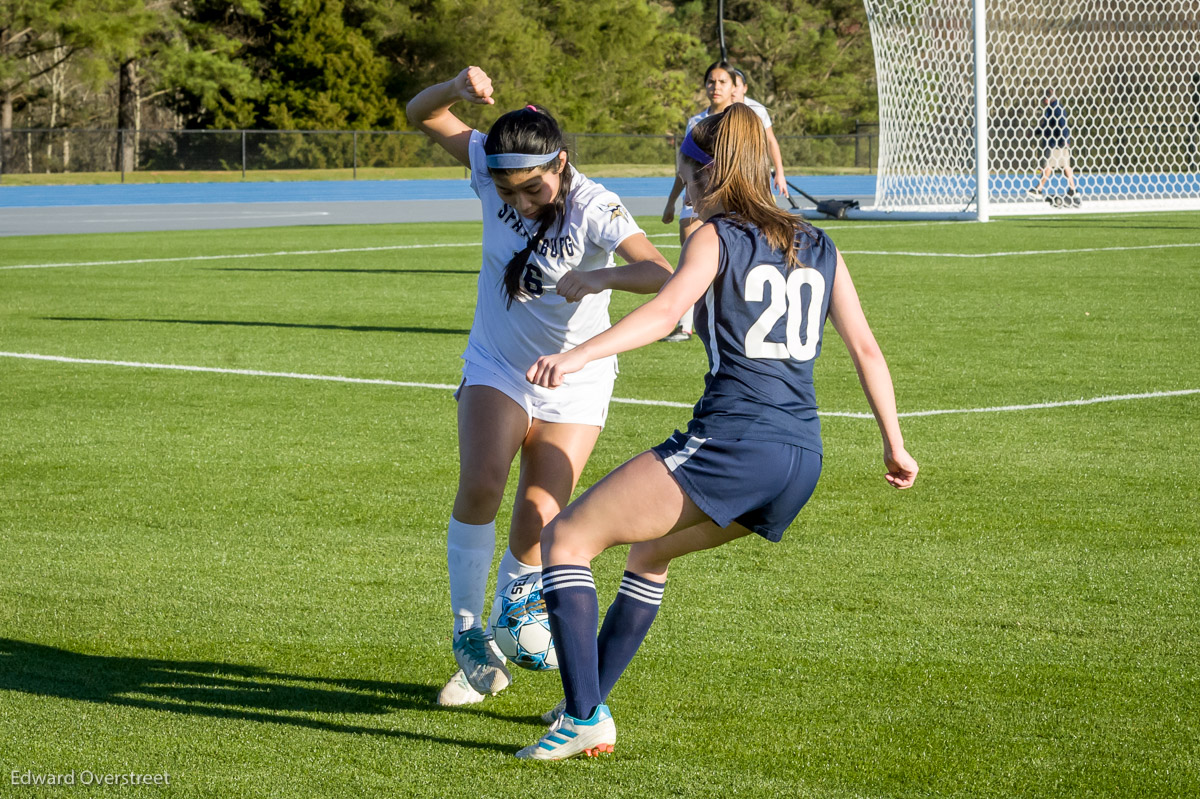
[688,104,814,268]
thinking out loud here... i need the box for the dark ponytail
[484,105,573,308]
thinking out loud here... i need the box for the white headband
[485,151,561,169]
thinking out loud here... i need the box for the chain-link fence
[0,127,879,179]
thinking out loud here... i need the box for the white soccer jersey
[742,98,773,129]
[685,108,709,136]
[679,109,712,220]
[465,130,643,387]
[680,101,775,220]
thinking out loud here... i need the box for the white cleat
[541,698,566,725]
[516,704,616,761]
[453,628,511,695]
[437,669,485,706]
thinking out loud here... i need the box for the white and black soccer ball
[488,573,557,671]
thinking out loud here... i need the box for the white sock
[486,547,540,631]
[447,517,496,638]
[679,305,694,334]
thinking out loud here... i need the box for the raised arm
[529,223,719,387]
[826,250,918,489]
[405,66,495,167]
[555,233,674,302]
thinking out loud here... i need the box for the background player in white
[730,67,789,200]
[406,66,673,707]
[659,61,736,342]
[518,105,918,760]
[660,63,789,342]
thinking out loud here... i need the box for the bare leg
[540,450,754,721]
[542,451,717,566]
[508,419,601,564]
[674,218,704,334]
[452,386,529,524]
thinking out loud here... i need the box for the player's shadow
[43,316,469,337]
[0,638,526,751]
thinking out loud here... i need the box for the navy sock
[542,564,601,721]
[597,571,665,700]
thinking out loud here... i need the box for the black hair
[483,105,573,308]
[730,67,747,86]
[703,61,737,84]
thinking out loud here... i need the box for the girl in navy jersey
[406,66,672,708]
[517,103,918,760]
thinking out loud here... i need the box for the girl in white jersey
[406,66,672,707]
[729,67,789,200]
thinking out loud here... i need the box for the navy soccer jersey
[687,215,838,454]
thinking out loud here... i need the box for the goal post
[858,0,1200,219]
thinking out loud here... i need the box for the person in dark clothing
[1029,88,1079,200]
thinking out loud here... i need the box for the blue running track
[0,176,878,208]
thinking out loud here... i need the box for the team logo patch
[602,202,630,223]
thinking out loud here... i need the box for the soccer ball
[488,573,558,671]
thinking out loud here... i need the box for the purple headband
[680,130,713,166]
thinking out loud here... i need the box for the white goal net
[862,0,1200,217]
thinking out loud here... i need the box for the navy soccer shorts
[650,431,822,542]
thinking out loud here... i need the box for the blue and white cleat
[516,704,616,760]
[453,628,511,695]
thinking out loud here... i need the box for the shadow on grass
[0,638,529,752]
[42,316,470,336]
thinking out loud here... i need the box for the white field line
[842,242,1200,258]
[5,239,1198,271]
[0,242,482,271]
[3,351,1196,419]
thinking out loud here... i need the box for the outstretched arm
[528,224,719,387]
[827,250,918,489]
[555,233,674,302]
[405,66,495,168]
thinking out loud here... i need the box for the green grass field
[2,213,1198,798]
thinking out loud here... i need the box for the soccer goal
[859,0,1200,219]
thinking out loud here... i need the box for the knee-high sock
[447,517,496,637]
[597,571,665,700]
[487,547,540,631]
[542,564,601,721]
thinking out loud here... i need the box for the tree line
[2,0,877,144]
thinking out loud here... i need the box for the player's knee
[540,517,595,564]
[513,493,562,530]
[626,542,671,578]
[454,472,507,517]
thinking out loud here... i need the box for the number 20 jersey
[688,216,838,455]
